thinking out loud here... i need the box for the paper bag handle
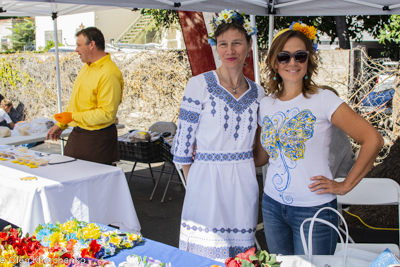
[300,207,349,265]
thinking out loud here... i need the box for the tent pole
[52,12,65,155]
[263,13,275,186]
[250,15,260,84]
[268,14,274,50]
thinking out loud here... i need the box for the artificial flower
[208,9,257,46]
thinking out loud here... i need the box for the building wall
[95,9,140,44]
[35,12,95,49]
[0,19,12,49]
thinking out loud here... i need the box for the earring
[304,75,308,80]
[273,72,277,81]
[247,53,250,58]
[218,55,220,60]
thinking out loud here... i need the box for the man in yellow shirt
[47,27,123,165]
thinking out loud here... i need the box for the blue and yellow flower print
[261,108,316,204]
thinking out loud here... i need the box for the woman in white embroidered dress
[172,10,264,262]
[253,23,383,255]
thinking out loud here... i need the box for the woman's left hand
[309,176,348,195]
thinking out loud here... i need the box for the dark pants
[65,124,119,165]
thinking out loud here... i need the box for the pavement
[6,141,399,251]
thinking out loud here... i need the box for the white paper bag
[276,207,371,267]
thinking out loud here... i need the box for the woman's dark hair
[214,21,251,45]
[75,27,105,51]
[265,30,338,97]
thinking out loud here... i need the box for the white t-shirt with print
[258,89,344,207]
[0,108,12,124]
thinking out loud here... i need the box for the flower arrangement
[118,254,172,267]
[0,218,144,267]
[208,9,257,46]
[289,21,319,51]
[34,218,143,261]
[225,247,281,267]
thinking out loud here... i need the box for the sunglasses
[276,51,309,64]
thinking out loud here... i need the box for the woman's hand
[309,176,349,195]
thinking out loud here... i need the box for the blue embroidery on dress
[204,72,258,115]
[175,122,181,154]
[182,96,201,105]
[195,151,253,162]
[210,95,216,116]
[204,71,258,141]
[223,106,229,130]
[179,240,252,260]
[181,222,256,233]
[234,115,241,140]
[184,126,193,155]
[248,108,253,132]
[173,155,193,164]
[260,108,316,204]
[179,108,200,123]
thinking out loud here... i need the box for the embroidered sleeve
[172,77,203,165]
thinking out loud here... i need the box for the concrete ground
[16,141,400,250]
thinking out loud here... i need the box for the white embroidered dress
[173,70,265,261]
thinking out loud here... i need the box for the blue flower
[208,38,216,46]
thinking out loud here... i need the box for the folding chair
[334,177,400,257]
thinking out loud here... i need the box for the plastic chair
[335,177,400,257]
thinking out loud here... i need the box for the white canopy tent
[9,0,400,16]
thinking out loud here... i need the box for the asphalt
[3,141,398,251]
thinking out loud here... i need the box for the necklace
[218,69,243,94]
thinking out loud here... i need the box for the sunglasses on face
[276,51,309,64]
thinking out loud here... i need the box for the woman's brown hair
[214,21,252,45]
[265,30,338,97]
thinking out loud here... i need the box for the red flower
[225,247,257,267]
[49,243,61,252]
[81,240,101,259]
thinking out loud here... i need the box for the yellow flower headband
[273,21,318,50]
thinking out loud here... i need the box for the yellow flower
[110,235,122,245]
[49,232,66,247]
[82,224,101,240]
[292,22,303,31]
[60,220,77,233]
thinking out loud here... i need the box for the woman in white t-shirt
[0,99,14,129]
[253,23,383,255]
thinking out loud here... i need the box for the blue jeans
[262,193,338,255]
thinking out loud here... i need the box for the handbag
[276,207,372,267]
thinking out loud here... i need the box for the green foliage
[141,9,180,31]
[378,14,400,60]
[7,18,35,52]
[43,40,63,52]
[256,15,391,48]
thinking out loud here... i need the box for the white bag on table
[277,207,372,267]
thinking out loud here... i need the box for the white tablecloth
[0,152,140,235]
[0,124,125,146]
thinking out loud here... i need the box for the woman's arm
[181,165,191,182]
[253,126,269,167]
[309,103,383,195]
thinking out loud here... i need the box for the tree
[8,18,35,52]
[378,14,400,60]
[142,9,392,53]
[141,9,180,30]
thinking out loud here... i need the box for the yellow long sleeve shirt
[57,54,124,131]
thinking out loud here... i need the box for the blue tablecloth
[104,226,222,267]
